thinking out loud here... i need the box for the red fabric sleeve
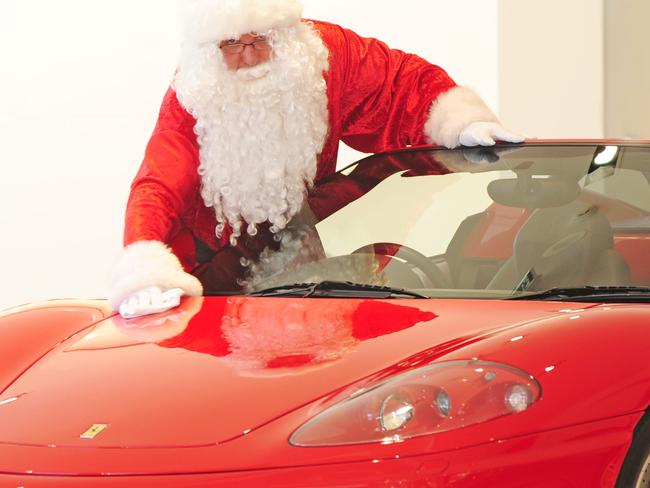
[323,23,457,152]
[124,87,200,246]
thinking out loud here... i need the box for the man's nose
[241,45,260,66]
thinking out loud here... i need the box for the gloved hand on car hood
[109,241,203,319]
[118,286,185,319]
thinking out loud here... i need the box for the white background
[0,0,498,310]
[0,0,616,310]
[498,0,604,139]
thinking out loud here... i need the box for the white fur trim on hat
[425,86,499,149]
[109,241,203,310]
[181,0,303,44]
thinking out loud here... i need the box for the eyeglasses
[219,38,271,55]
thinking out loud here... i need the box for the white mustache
[236,63,272,81]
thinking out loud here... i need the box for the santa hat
[181,0,304,44]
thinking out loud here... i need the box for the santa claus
[112,0,523,318]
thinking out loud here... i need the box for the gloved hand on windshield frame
[425,86,525,149]
[459,121,524,147]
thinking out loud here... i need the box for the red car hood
[0,296,586,451]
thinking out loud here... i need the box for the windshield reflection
[190,145,650,298]
[112,297,436,371]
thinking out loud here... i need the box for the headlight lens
[505,384,534,413]
[379,394,415,431]
[434,389,452,417]
[290,360,540,446]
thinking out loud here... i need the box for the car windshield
[194,144,650,299]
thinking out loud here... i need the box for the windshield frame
[194,142,650,301]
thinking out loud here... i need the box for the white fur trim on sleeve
[424,86,499,149]
[109,241,203,310]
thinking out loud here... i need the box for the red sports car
[1,142,649,487]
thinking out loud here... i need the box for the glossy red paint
[0,301,109,394]
[0,296,648,485]
[0,413,641,487]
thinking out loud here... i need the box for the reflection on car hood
[0,296,590,452]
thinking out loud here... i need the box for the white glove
[119,286,185,319]
[459,122,525,147]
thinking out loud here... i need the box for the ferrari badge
[80,424,108,439]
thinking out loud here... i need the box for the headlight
[379,394,415,431]
[290,360,540,446]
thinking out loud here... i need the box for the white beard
[222,296,359,373]
[235,63,272,81]
[174,23,330,245]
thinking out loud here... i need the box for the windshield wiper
[509,286,650,302]
[247,280,428,299]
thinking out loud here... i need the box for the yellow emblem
[80,424,108,439]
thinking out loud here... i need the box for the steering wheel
[352,242,451,288]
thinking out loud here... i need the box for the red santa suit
[110,0,499,310]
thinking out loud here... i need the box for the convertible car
[1,142,649,487]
